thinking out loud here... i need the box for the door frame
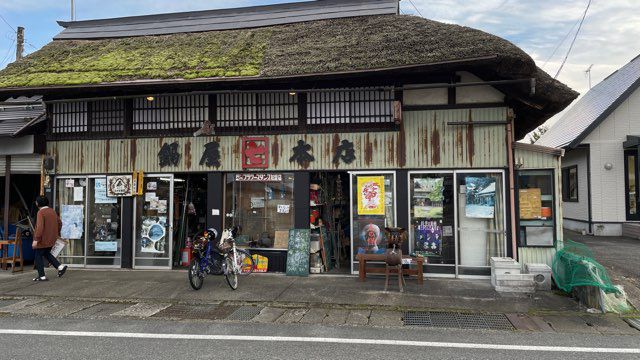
[407,170,457,278]
[349,171,397,275]
[132,173,174,269]
[624,150,640,221]
[454,169,507,279]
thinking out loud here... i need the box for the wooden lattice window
[132,94,208,133]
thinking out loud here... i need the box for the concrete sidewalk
[0,269,637,335]
[1,268,578,313]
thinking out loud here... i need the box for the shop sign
[235,173,283,182]
[241,137,269,169]
[106,175,134,197]
[199,141,221,168]
[333,139,356,166]
[290,139,314,168]
[158,142,181,168]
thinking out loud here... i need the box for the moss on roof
[2,15,555,88]
[0,27,271,87]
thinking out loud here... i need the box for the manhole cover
[226,306,263,321]
[403,311,514,331]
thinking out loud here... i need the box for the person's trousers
[34,247,61,278]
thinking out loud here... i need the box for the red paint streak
[431,122,441,166]
[332,133,340,168]
[272,136,280,168]
[130,139,137,170]
[467,111,475,167]
[364,133,373,166]
[185,140,192,170]
[397,122,406,168]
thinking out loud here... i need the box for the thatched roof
[0,15,577,137]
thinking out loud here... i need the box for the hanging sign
[235,174,282,182]
[106,175,134,197]
[357,176,385,215]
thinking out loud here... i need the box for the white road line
[0,329,638,354]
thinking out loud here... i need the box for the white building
[538,54,640,237]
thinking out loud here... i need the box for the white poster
[60,205,84,239]
[94,179,117,204]
[73,187,84,202]
[277,204,290,214]
[65,179,75,188]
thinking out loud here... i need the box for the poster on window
[94,179,117,204]
[465,177,496,218]
[414,220,442,256]
[139,216,167,254]
[413,177,444,218]
[357,176,385,215]
[355,219,387,255]
[519,188,542,219]
[60,205,84,239]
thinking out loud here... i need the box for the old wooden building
[0,0,577,275]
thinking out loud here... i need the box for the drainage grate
[154,304,239,320]
[403,311,514,331]
[226,306,264,321]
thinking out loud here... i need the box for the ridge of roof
[537,54,640,149]
[54,0,399,39]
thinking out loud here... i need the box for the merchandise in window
[224,173,295,249]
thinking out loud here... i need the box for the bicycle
[188,227,256,290]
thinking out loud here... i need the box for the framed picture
[414,220,442,256]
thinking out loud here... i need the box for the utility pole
[71,0,75,21]
[585,64,594,89]
[16,26,24,61]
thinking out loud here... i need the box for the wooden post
[3,156,10,240]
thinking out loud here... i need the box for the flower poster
[357,176,385,215]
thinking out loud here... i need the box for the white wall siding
[583,87,640,225]
[561,148,590,222]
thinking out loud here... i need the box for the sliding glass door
[625,151,639,221]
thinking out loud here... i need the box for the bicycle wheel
[188,258,204,290]
[236,249,255,276]
[224,256,238,290]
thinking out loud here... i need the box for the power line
[0,38,16,67]
[407,0,424,17]
[554,0,592,80]
[542,18,581,68]
[0,13,38,51]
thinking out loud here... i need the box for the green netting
[552,240,619,294]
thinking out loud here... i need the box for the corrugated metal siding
[0,156,5,173]
[9,154,41,174]
[49,108,508,174]
[518,247,557,269]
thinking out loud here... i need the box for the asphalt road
[1,316,638,360]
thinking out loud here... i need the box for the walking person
[32,196,67,281]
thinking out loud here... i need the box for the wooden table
[356,253,424,285]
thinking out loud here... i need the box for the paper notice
[73,187,84,202]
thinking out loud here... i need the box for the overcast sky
[1,0,639,129]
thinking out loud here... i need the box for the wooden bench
[356,253,423,285]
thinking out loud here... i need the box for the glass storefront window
[134,176,173,268]
[457,172,506,276]
[409,173,455,275]
[87,178,122,266]
[224,173,295,249]
[56,178,86,265]
[517,170,555,247]
[350,172,396,271]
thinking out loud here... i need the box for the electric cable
[0,38,16,67]
[542,18,581,68]
[407,0,424,17]
[554,0,592,79]
[0,13,38,51]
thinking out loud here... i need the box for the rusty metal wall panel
[49,107,509,174]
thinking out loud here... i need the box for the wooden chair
[0,230,24,272]
[384,247,405,292]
